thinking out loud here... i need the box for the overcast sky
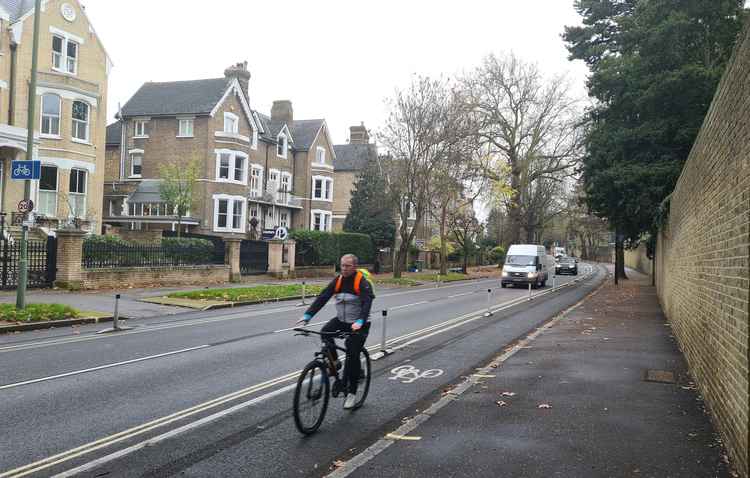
[81,0,590,145]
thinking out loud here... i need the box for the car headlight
[501,271,508,277]
[527,272,537,278]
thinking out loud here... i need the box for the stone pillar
[267,239,287,279]
[285,240,296,273]
[54,229,86,290]
[224,238,242,283]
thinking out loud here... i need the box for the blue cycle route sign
[11,160,41,180]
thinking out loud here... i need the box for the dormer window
[224,112,239,134]
[316,147,326,164]
[277,133,288,158]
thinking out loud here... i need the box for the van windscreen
[506,255,536,266]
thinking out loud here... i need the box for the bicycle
[292,328,372,435]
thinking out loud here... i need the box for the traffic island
[141,284,325,311]
[0,303,112,333]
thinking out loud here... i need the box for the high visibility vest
[335,270,364,295]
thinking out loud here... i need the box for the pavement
[336,266,737,478]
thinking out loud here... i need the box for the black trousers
[320,318,370,394]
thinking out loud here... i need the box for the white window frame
[51,32,79,75]
[212,194,246,233]
[130,153,142,178]
[133,119,148,138]
[249,164,264,197]
[69,168,87,218]
[223,112,239,134]
[40,93,62,138]
[71,100,90,143]
[252,129,258,150]
[311,209,332,232]
[312,175,333,201]
[316,146,326,165]
[38,164,58,217]
[269,169,280,200]
[277,133,288,158]
[279,211,289,228]
[214,149,248,184]
[177,118,194,138]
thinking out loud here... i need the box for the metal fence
[82,241,222,269]
[1,237,56,290]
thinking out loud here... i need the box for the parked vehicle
[501,244,554,288]
[555,256,578,275]
[554,246,566,258]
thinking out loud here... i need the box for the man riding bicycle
[296,253,374,409]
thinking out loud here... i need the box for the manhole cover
[644,369,676,384]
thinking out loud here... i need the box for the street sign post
[11,160,41,180]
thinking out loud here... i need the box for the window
[178,119,193,137]
[134,120,147,137]
[72,101,89,142]
[311,210,331,231]
[224,112,238,134]
[249,165,263,197]
[280,212,288,228]
[316,147,326,164]
[130,154,142,177]
[215,150,246,183]
[38,165,58,216]
[213,195,245,232]
[312,176,333,201]
[252,129,258,150]
[41,94,61,136]
[52,35,78,74]
[269,170,279,200]
[277,134,287,158]
[69,169,86,217]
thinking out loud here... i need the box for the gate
[0,236,56,290]
[240,240,268,275]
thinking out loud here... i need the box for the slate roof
[290,119,325,151]
[0,0,35,22]
[333,144,377,172]
[106,122,122,146]
[120,78,230,117]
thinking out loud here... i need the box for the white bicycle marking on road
[389,365,444,384]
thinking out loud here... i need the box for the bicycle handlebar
[293,327,357,338]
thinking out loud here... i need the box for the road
[0,264,604,477]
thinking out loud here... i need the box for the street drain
[644,369,676,384]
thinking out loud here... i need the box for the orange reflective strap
[353,271,362,295]
[335,275,343,293]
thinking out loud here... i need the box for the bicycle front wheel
[293,360,330,434]
[352,348,371,409]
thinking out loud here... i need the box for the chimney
[224,61,251,101]
[271,100,293,124]
[349,122,369,144]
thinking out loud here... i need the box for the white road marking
[0,345,210,391]
[390,301,428,311]
[389,365,444,384]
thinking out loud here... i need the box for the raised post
[380,309,389,354]
[528,282,532,301]
[286,239,296,274]
[224,238,242,282]
[54,229,87,290]
[484,288,493,316]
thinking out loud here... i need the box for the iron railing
[82,241,222,269]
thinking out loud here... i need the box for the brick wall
[656,21,749,477]
[624,243,652,276]
[82,265,229,290]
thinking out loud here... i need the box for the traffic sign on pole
[11,160,41,180]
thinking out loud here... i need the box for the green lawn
[167,284,325,302]
[0,303,80,322]
[374,277,420,287]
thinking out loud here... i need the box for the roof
[127,180,165,203]
[333,143,377,172]
[290,119,325,150]
[0,0,35,21]
[257,113,285,140]
[106,122,121,146]
[120,78,230,117]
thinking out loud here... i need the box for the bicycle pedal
[331,380,344,397]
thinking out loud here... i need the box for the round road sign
[17,199,34,213]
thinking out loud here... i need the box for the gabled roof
[290,119,325,151]
[0,0,36,21]
[121,78,230,117]
[106,122,122,146]
[333,143,378,172]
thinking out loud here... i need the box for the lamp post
[16,0,42,310]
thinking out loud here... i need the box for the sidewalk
[344,267,737,478]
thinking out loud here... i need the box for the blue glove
[354,319,364,327]
[302,313,313,323]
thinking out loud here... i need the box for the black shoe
[332,379,344,398]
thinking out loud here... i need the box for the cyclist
[296,253,374,409]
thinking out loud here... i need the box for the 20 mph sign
[17,199,34,213]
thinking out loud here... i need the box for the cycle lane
[45,266,606,477]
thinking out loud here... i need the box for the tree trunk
[462,242,469,274]
[507,167,522,246]
[614,228,627,284]
[439,205,448,275]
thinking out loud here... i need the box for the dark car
[555,256,578,275]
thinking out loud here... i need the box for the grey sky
[81,0,589,145]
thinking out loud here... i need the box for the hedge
[291,230,374,266]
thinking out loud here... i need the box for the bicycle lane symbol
[389,365,444,384]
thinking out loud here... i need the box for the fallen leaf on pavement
[538,403,552,409]
[496,400,507,407]
[333,460,346,468]
[501,392,516,397]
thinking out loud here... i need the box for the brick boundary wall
[656,21,749,477]
[82,265,230,290]
[624,243,652,276]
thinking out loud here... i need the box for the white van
[501,244,554,288]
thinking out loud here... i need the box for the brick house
[103,63,336,239]
[0,0,111,236]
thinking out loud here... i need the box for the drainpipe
[8,43,17,125]
[263,140,269,230]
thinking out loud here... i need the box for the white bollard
[552,274,556,288]
[112,293,120,330]
[380,309,388,353]
[484,288,493,316]
[528,282,532,301]
[298,281,307,306]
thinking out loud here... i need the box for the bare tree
[449,201,482,274]
[461,53,583,248]
[378,77,472,278]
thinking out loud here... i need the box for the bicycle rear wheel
[351,348,371,409]
[293,360,330,434]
